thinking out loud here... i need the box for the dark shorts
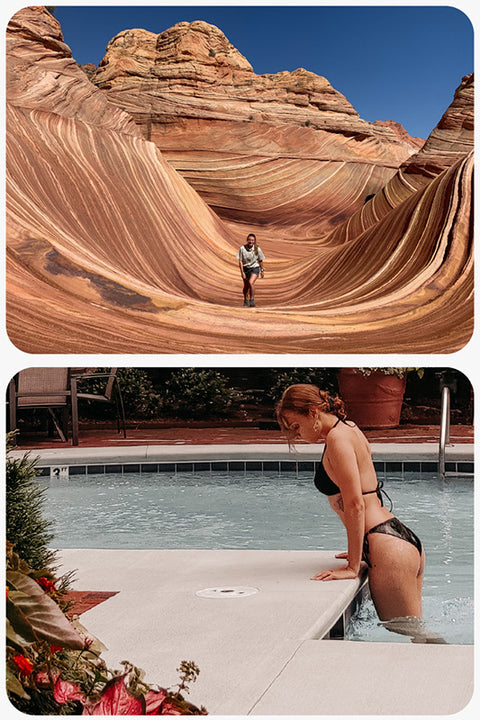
[244,266,260,280]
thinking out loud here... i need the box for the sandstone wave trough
[6,7,474,354]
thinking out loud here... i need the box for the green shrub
[265,368,338,403]
[6,433,56,572]
[77,368,160,420]
[115,367,160,418]
[159,369,242,419]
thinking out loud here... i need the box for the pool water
[39,469,473,644]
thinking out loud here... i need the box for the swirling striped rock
[5,8,473,354]
[325,74,474,246]
[95,21,424,236]
[6,6,139,136]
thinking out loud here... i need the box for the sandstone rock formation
[5,7,473,354]
[94,20,424,237]
[325,73,474,247]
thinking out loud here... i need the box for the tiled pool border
[36,458,474,477]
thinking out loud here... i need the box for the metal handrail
[439,385,451,478]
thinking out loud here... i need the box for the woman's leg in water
[366,532,425,621]
[368,537,445,642]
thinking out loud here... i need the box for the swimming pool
[39,469,473,644]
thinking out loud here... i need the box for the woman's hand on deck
[311,566,358,581]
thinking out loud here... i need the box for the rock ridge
[6,5,139,137]
[93,21,414,141]
[91,20,426,234]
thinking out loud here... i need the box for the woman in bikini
[276,383,425,626]
[236,233,265,307]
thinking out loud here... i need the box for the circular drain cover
[196,586,258,599]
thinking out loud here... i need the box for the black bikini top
[314,418,385,505]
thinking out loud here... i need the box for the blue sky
[50,5,473,139]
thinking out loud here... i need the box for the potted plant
[337,368,423,429]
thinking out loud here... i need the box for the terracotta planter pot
[337,369,407,429]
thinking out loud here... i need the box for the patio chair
[8,368,71,442]
[70,368,127,446]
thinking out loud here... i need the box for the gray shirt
[236,244,265,269]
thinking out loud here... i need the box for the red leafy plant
[33,661,205,715]
[6,543,207,715]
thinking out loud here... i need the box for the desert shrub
[159,369,242,419]
[6,433,56,572]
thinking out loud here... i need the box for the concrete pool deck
[57,548,474,715]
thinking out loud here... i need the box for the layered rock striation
[5,8,473,354]
[93,20,425,236]
[324,73,474,247]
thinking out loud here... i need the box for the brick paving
[14,422,473,449]
[63,590,118,618]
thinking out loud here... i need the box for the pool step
[321,580,369,639]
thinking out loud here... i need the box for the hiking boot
[243,298,249,307]
[249,299,256,307]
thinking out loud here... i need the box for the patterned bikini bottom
[362,517,423,568]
